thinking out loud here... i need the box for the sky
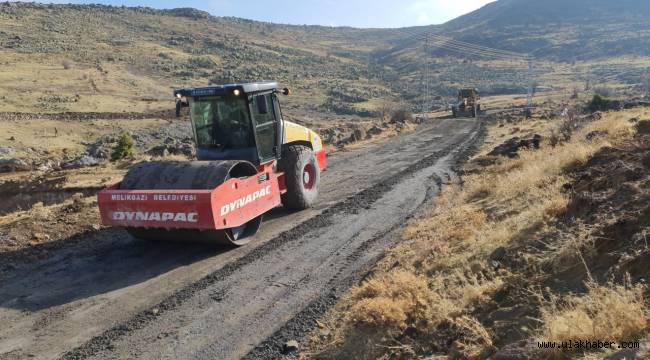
[13,0,496,28]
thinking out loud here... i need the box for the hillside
[387,0,650,63]
[445,0,650,60]
[363,0,650,103]
[0,2,400,121]
[445,0,650,28]
[1,0,648,120]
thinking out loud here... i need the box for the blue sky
[16,0,495,28]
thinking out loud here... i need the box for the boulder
[282,340,299,354]
[586,130,608,141]
[0,158,31,172]
[351,127,366,141]
[320,128,342,144]
[86,135,117,159]
[177,141,196,158]
[492,339,537,360]
[35,160,60,172]
[148,145,171,158]
[367,125,383,136]
[488,134,542,158]
[0,147,14,157]
[636,120,650,135]
[63,155,100,169]
[147,140,195,158]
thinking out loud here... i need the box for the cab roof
[174,81,278,98]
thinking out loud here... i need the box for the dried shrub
[390,107,412,123]
[451,316,494,359]
[347,271,451,330]
[558,112,581,142]
[570,87,580,99]
[188,56,216,68]
[592,86,612,98]
[378,99,396,122]
[62,59,74,70]
[539,282,648,357]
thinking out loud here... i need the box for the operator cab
[174,82,288,165]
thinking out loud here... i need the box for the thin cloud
[407,0,495,25]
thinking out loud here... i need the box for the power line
[426,40,526,61]
[388,28,529,61]
[427,34,526,59]
[396,27,536,109]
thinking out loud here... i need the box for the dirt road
[0,117,481,360]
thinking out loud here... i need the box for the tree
[111,133,135,161]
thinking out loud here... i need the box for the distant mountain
[437,0,650,59]
[445,0,650,29]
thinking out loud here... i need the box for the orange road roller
[98,82,326,246]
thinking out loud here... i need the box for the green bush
[111,133,136,161]
[188,56,216,69]
[321,98,378,118]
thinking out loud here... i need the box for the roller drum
[119,160,261,246]
[119,160,245,190]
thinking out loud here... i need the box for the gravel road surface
[0,117,481,360]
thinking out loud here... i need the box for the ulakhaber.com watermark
[537,340,640,351]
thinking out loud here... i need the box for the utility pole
[524,57,535,118]
[367,53,371,82]
[423,37,429,114]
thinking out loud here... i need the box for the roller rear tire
[279,145,320,210]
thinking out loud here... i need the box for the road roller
[97,82,326,246]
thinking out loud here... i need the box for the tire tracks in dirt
[59,119,484,360]
[243,119,485,360]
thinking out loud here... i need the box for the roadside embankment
[306,107,650,359]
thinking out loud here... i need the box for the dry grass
[539,281,647,358]
[0,52,171,113]
[347,270,458,330]
[0,116,169,163]
[309,108,646,359]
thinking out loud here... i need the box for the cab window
[189,96,254,149]
[250,94,278,161]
